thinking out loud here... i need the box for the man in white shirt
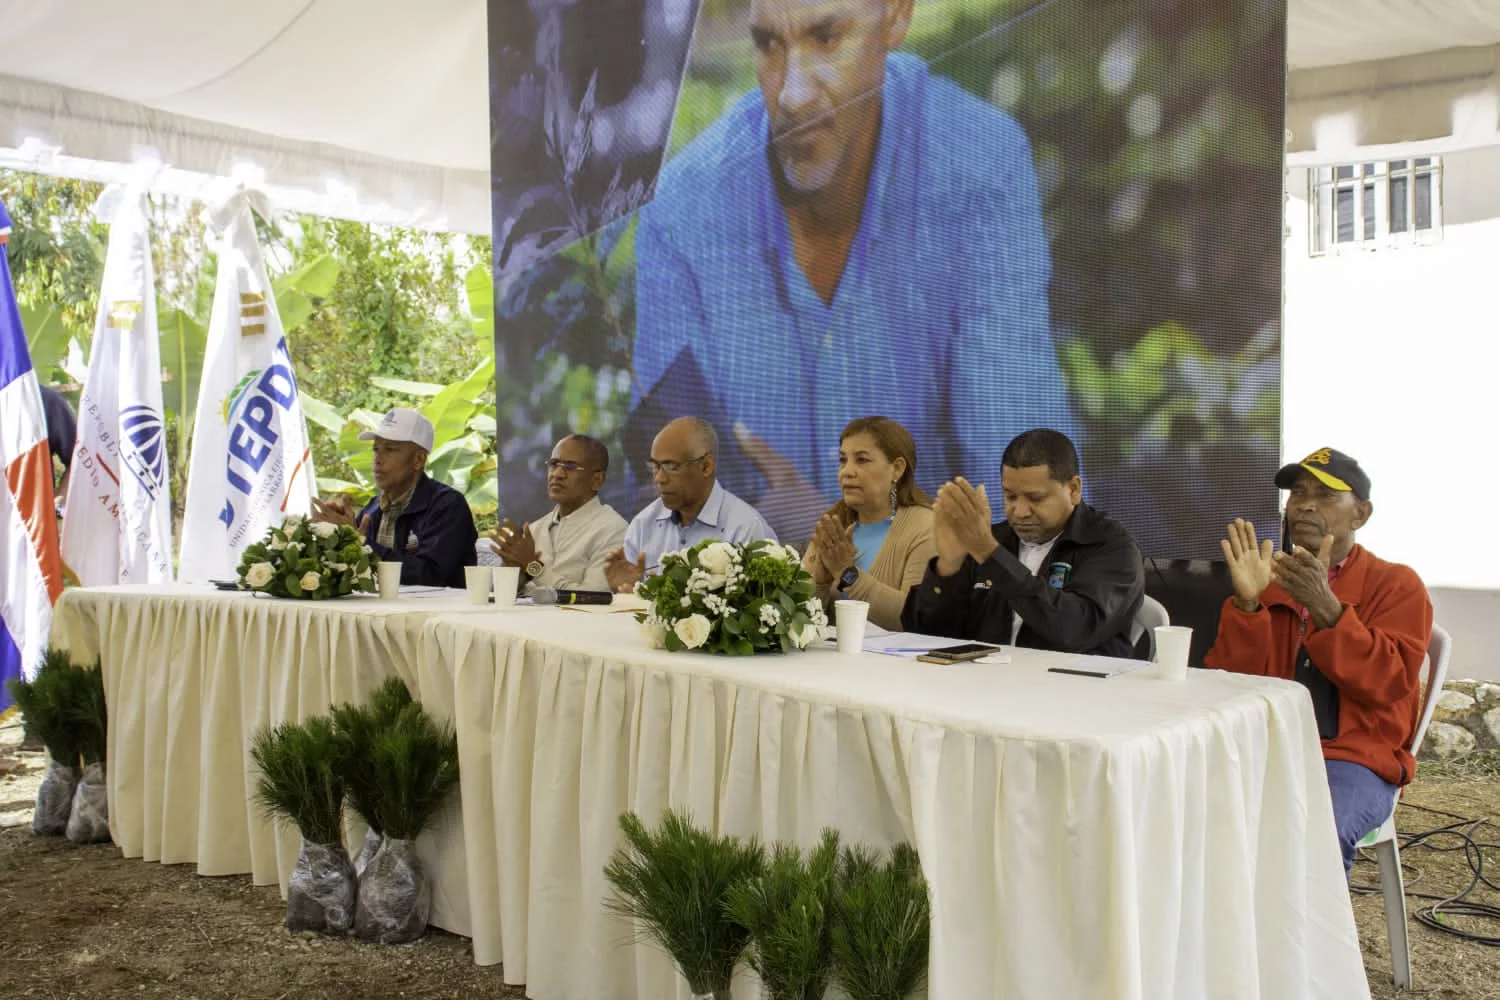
[487,434,627,592]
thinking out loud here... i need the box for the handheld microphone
[531,586,614,606]
[1281,514,1295,555]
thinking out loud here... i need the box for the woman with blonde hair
[803,416,935,631]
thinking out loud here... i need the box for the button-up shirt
[525,496,628,592]
[623,481,776,573]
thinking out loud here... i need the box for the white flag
[179,189,315,583]
[61,186,174,585]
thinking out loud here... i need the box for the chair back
[1130,594,1171,659]
[1411,624,1452,756]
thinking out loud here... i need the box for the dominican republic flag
[179,188,315,583]
[60,186,174,586]
[0,199,65,715]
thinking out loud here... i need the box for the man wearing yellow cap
[1206,448,1432,876]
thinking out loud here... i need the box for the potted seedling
[250,716,355,934]
[604,810,768,999]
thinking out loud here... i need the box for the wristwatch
[524,559,545,579]
[838,566,860,592]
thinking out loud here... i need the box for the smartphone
[916,642,998,664]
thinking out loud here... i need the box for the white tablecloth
[424,610,1370,1000]
[47,584,512,937]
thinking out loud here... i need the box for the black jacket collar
[993,503,1111,550]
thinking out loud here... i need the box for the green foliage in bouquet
[236,515,375,599]
[356,702,461,841]
[251,717,349,845]
[603,810,768,996]
[635,539,827,655]
[6,648,91,766]
[330,677,415,835]
[830,843,932,1000]
[724,829,842,1000]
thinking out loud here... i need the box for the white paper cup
[378,561,402,601]
[465,565,491,605]
[1153,625,1193,681]
[834,600,870,655]
[492,566,521,605]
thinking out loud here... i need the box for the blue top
[623,480,777,573]
[851,519,891,573]
[633,52,1079,509]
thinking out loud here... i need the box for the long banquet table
[50,585,1371,1000]
[423,609,1370,1000]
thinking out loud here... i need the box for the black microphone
[1281,514,1295,555]
[531,586,615,606]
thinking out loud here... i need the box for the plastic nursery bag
[65,761,111,843]
[353,826,382,879]
[33,760,80,836]
[286,838,357,934]
[354,836,432,944]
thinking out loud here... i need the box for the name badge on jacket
[1046,562,1072,590]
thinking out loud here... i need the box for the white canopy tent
[3,0,1500,231]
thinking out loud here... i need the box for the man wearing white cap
[310,407,477,588]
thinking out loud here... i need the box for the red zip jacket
[1204,545,1432,785]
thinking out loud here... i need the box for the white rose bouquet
[236,515,376,600]
[636,539,828,655]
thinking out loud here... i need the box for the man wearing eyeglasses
[605,417,776,593]
[487,434,627,593]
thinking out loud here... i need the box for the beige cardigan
[803,504,936,631]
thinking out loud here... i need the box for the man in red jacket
[1207,448,1432,875]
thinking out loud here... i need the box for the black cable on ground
[1350,804,1500,945]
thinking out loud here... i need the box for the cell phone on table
[916,643,997,664]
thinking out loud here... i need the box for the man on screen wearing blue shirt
[633,0,1077,540]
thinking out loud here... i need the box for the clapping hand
[1220,518,1273,613]
[487,518,539,567]
[1272,533,1343,629]
[811,514,856,583]
[311,495,370,536]
[604,546,647,594]
[933,477,997,574]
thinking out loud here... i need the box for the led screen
[488,0,1284,556]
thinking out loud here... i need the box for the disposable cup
[378,561,402,601]
[834,600,870,655]
[1154,625,1193,681]
[492,566,522,605]
[465,565,491,605]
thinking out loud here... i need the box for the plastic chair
[1128,594,1170,660]
[1357,623,1452,989]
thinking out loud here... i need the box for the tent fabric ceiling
[1,0,1498,232]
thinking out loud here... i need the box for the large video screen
[487,0,1285,557]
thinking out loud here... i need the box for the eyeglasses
[542,459,592,474]
[646,454,708,476]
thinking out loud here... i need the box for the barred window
[1308,157,1442,255]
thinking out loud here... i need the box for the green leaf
[420,356,495,449]
[369,375,446,397]
[299,393,346,434]
[464,472,498,515]
[18,302,78,376]
[464,261,494,344]
[427,433,484,490]
[159,308,208,463]
[274,251,341,298]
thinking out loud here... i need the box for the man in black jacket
[310,408,477,588]
[902,428,1143,657]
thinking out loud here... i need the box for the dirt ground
[4,716,1500,999]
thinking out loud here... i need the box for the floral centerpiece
[236,515,376,600]
[636,539,827,655]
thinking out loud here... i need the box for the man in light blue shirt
[605,417,776,592]
[632,0,1077,541]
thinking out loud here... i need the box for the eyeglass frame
[542,458,597,474]
[646,453,710,477]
